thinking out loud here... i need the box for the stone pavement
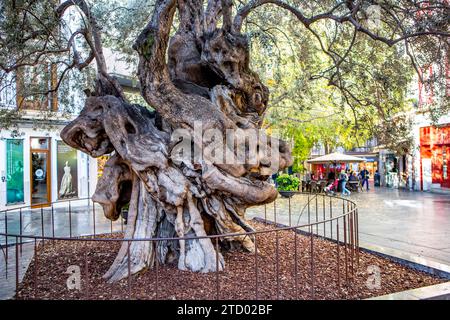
[0,242,35,300]
[349,187,450,266]
[0,202,124,300]
[246,187,450,266]
[0,201,124,246]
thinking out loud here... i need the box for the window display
[6,139,24,204]
[57,141,78,199]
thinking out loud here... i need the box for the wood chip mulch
[15,221,446,300]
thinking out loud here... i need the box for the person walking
[339,169,351,196]
[359,167,370,190]
[374,170,381,187]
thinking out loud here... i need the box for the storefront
[419,124,450,189]
[358,159,378,178]
[0,124,98,210]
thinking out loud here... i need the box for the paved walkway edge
[358,242,450,279]
[367,282,450,300]
[358,243,450,300]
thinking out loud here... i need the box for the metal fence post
[5,211,8,264]
[155,240,159,300]
[356,207,360,267]
[254,234,258,300]
[294,230,298,299]
[273,199,277,224]
[92,199,97,237]
[315,196,318,235]
[276,230,280,300]
[307,194,310,225]
[40,207,45,247]
[84,245,89,300]
[69,201,72,238]
[215,237,220,300]
[336,218,341,290]
[264,204,267,224]
[330,197,333,240]
[34,238,38,298]
[51,204,55,239]
[288,196,291,227]
[310,225,314,299]
[127,240,131,300]
[15,237,19,293]
[323,196,326,237]
[19,208,23,255]
[343,214,349,287]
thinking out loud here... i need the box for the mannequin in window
[59,161,74,198]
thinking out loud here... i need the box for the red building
[420,125,450,189]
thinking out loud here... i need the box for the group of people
[324,167,370,196]
[302,167,372,196]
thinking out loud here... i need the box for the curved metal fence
[1,192,359,300]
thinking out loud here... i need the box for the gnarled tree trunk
[61,0,292,282]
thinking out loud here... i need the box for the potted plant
[276,174,300,198]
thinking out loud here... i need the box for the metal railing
[1,192,359,300]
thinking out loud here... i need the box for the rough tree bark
[61,0,292,282]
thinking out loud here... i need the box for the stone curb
[367,281,450,300]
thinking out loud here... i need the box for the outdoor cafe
[303,152,366,193]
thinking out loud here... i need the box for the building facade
[0,46,145,210]
[410,113,450,191]
[0,122,98,210]
[0,69,98,210]
[408,45,450,192]
[419,123,450,189]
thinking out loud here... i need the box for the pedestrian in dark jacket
[359,167,370,190]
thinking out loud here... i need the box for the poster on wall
[6,139,24,204]
[57,141,78,199]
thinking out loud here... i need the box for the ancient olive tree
[1,0,448,282]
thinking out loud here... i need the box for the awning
[307,152,366,164]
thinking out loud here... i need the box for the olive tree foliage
[0,0,448,280]
[244,1,449,159]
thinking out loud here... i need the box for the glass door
[30,138,51,207]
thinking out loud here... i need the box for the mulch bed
[15,221,446,300]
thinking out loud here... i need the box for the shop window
[6,139,24,204]
[57,141,78,199]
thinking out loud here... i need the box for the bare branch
[233,0,450,46]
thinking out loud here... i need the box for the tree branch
[233,0,450,46]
